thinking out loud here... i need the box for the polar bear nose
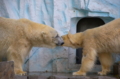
[61,42,64,45]
[56,37,64,46]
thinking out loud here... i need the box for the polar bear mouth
[55,36,64,46]
[56,42,64,46]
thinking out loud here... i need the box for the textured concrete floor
[14,72,118,79]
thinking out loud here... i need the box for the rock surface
[0,61,14,79]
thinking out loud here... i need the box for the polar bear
[62,18,120,76]
[0,17,64,75]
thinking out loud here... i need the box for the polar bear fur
[0,17,64,75]
[62,18,120,76]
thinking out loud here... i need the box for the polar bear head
[22,19,64,48]
[40,27,64,48]
[27,25,64,48]
[62,32,83,48]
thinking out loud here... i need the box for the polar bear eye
[52,34,58,38]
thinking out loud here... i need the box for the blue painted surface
[0,0,120,72]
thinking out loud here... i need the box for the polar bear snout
[61,42,64,45]
[58,41,64,46]
[57,41,64,46]
[56,36,64,46]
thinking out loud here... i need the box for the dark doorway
[76,17,105,64]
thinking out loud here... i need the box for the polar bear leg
[7,51,26,75]
[73,48,97,76]
[98,52,113,75]
[7,39,31,75]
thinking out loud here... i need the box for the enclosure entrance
[76,17,105,64]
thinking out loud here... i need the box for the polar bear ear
[68,33,78,45]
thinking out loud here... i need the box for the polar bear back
[84,18,120,53]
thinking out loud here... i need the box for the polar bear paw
[98,71,107,75]
[15,70,27,75]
